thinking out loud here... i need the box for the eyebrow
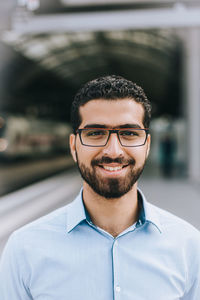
[83,123,143,129]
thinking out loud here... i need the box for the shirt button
[116,286,121,292]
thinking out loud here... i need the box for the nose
[102,133,124,157]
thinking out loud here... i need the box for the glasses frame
[76,128,149,147]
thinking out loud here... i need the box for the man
[0,75,200,299]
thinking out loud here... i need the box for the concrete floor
[139,160,200,230]
[139,177,200,230]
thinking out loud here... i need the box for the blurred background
[0,0,200,254]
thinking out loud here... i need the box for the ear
[69,134,77,162]
[146,134,151,158]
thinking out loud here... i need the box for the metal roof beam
[60,0,199,6]
[11,7,200,34]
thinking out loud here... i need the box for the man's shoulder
[10,202,72,243]
[3,190,84,256]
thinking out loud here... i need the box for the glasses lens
[118,129,146,146]
[81,129,109,146]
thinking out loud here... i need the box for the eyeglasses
[76,128,149,147]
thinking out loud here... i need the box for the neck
[82,183,139,237]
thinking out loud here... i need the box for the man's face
[70,99,150,198]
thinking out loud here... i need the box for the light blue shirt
[0,188,200,300]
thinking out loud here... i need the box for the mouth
[101,165,127,171]
[96,164,129,175]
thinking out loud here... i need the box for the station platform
[0,155,75,196]
[0,167,199,256]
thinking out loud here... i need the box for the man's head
[70,75,152,199]
[71,75,151,133]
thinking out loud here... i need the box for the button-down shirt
[0,188,200,300]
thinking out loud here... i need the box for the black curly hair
[71,75,151,133]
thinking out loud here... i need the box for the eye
[119,130,139,137]
[85,129,107,137]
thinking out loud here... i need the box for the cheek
[77,146,101,162]
[126,148,147,161]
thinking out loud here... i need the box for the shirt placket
[112,238,121,300]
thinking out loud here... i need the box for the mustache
[92,156,135,166]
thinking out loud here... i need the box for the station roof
[0,0,192,121]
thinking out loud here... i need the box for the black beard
[76,154,145,199]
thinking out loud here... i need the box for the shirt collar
[138,188,162,233]
[67,189,87,233]
[67,188,162,233]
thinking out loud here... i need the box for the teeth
[103,166,122,171]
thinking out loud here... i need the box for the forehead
[79,98,145,128]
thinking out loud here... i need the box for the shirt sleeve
[182,277,200,300]
[0,232,32,300]
[182,233,200,300]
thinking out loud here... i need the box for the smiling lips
[98,164,128,172]
[103,166,122,171]
[93,157,134,173]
